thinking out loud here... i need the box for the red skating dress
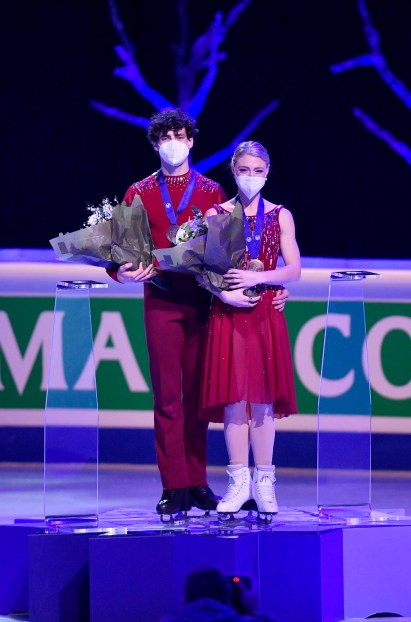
[200,204,297,422]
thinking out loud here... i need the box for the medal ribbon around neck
[237,193,265,259]
[158,169,197,226]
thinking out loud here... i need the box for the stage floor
[2,463,411,526]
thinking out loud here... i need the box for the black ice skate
[189,485,220,514]
[156,488,191,522]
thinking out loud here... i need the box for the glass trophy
[317,270,380,520]
[44,280,107,524]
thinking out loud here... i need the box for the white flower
[87,213,99,226]
[175,208,208,244]
[84,197,117,227]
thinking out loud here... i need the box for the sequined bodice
[217,205,282,270]
[122,171,225,250]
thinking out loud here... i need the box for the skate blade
[257,511,277,523]
[217,512,237,522]
[216,497,257,520]
[217,509,253,522]
[159,511,189,524]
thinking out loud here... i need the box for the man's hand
[272,287,289,312]
[218,289,260,308]
[117,262,155,284]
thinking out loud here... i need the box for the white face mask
[235,175,266,200]
[159,140,190,167]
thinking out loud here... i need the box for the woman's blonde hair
[231,141,270,170]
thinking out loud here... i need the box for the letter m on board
[0,311,62,395]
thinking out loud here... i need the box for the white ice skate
[217,465,252,518]
[252,465,278,520]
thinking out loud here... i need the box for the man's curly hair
[147,108,198,144]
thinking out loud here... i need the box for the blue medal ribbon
[237,194,265,259]
[158,169,197,225]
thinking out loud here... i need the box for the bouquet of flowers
[49,195,154,270]
[153,206,209,276]
[153,202,245,294]
[110,195,154,269]
[197,201,245,294]
[84,196,115,226]
[175,207,208,243]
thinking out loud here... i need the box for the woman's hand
[117,262,155,284]
[272,287,289,312]
[218,289,260,308]
[223,268,261,290]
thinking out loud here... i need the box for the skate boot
[217,465,252,519]
[189,486,220,512]
[156,488,191,522]
[252,465,278,520]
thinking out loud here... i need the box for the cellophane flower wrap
[197,201,245,294]
[153,202,245,294]
[153,206,208,275]
[111,195,154,269]
[49,195,154,270]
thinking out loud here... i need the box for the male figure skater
[110,108,226,516]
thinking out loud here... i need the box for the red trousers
[144,276,211,489]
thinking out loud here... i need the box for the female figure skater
[201,141,301,517]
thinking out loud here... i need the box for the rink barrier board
[0,254,410,467]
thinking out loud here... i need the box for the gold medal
[244,258,264,297]
[244,287,258,298]
[247,259,264,272]
[166,225,180,245]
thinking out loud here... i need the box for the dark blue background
[2,0,411,258]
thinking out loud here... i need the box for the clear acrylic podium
[44,280,107,524]
[317,270,380,520]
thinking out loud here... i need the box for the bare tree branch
[195,99,280,173]
[173,0,193,108]
[107,0,174,110]
[353,108,411,165]
[185,1,252,117]
[331,0,411,109]
[90,101,150,129]
[107,0,134,53]
[331,0,411,165]
[225,0,251,29]
[113,43,174,110]
[185,11,225,117]
[91,0,280,173]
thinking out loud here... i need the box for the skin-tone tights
[224,400,275,467]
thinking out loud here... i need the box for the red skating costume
[201,204,297,421]
[121,169,226,490]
